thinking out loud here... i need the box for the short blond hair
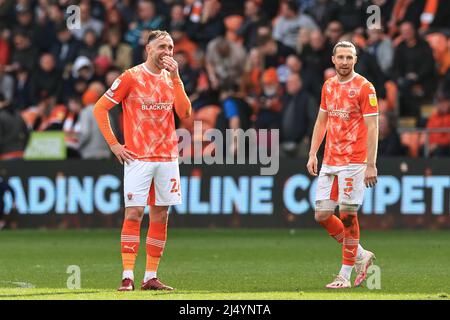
[332,41,356,55]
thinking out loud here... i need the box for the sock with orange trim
[318,214,345,243]
[121,219,141,280]
[339,212,360,279]
[144,222,167,282]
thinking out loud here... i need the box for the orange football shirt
[320,73,379,166]
[103,63,179,161]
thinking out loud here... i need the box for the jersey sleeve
[319,82,328,112]
[103,70,132,105]
[360,82,379,117]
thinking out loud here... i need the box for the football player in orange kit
[93,30,191,291]
[307,41,378,289]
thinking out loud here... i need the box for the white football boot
[354,250,376,287]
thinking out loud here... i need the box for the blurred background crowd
[0,0,449,161]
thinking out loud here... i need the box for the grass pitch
[0,229,449,300]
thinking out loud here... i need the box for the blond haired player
[93,30,191,291]
[307,41,378,289]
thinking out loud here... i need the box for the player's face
[332,47,357,77]
[146,36,174,71]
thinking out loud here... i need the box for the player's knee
[314,200,337,219]
[150,205,169,223]
[125,207,144,221]
[314,211,333,222]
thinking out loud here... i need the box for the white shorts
[315,164,366,205]
[124,159,182,207]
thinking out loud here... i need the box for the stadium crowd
[0,0,449,160]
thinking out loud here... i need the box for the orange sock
[121,219,141,272]
[340,212,360,266]
[318,214,344,243]
[145,222,167,278]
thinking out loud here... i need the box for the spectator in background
[47,2,65,27]
[125,0,164,48]
[50,24,82,71]
[186,0,225,50]
[331,0,368,32]
[132,28,152,66]
[13,66,32,111]
[168,3,186,31]
[300,29,333,77]
[99,28,133,71]
[78,82,111,159]
[392,21,436,118]
[92,55,112,84]
[350,35,386,99]
[272,0,318,50]
[205,36,246,90]
[255,67,282,129]
[237,0,268,51]
[64,55,94,98]
[423,90,450,157]
[366,27,394,77]
[387,0,424,37]
[216,82,253,156]
[0,63,14,109]
[70,1,104,41]
[0,0,14,30]
[12,5,35,40]
[0,26,10,65]
[295,27,312,55]
[0,97,29,160]
[102,6,127,39]
[305,0,339,30]
[0,169,15,230]
[6,32,37,73]
[79,28,100,61]
[281,72,317,156]
[34,0,58,53]
[241,47,264,110]
[174,50,198,98]
[170,23,198,67]
[324,20,344,47]
[30,53,62,104]
[378,112,406,156]
[285,54,321,100]
[257,34,296,68]
[63,95,83,158]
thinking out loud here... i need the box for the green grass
[0,229,449,300]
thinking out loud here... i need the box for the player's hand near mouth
[162,56,179,78]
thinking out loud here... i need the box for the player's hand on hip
[306,155,318,176]
[162,56,179,78]
[364,163,378,188]
[110,143,137,165]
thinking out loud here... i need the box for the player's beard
[336,66,352,77]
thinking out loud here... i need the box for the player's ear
[331,55,335,65]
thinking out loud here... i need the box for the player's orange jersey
[103,64,179,161]
[320,73,379,166]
